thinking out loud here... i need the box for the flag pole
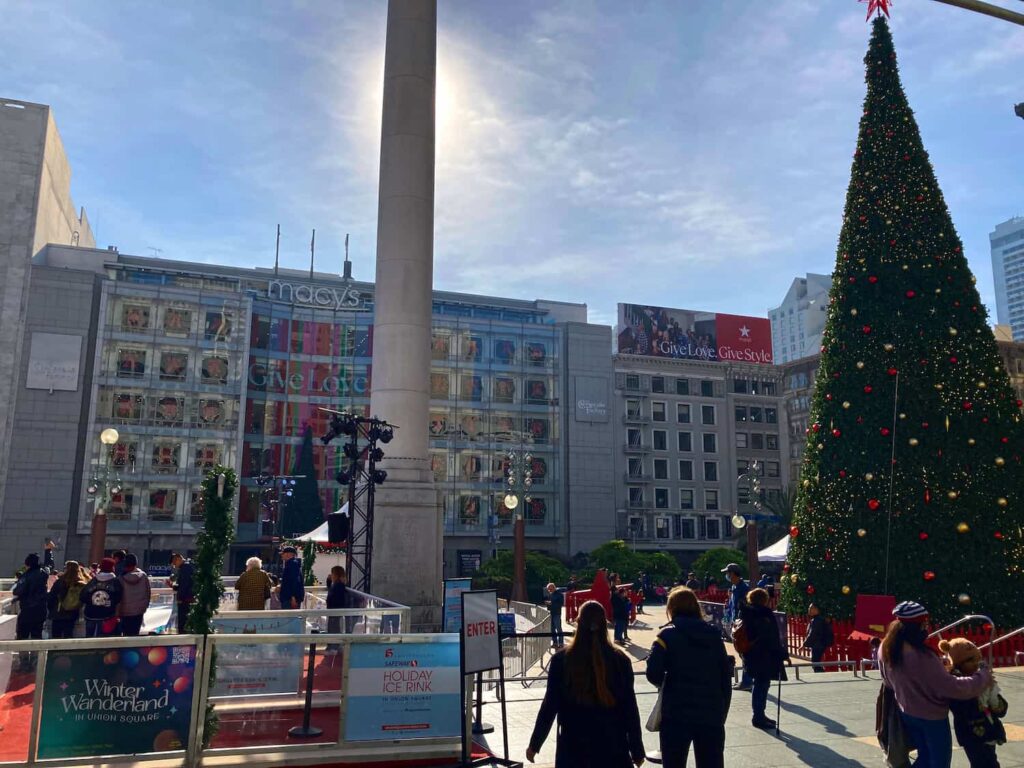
[310,229,316,279]
[274,224,280,276]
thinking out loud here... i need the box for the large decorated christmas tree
[781,13,1024,625]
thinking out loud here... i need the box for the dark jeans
[16,609,45,640]
[176,602,191,634]
[50,617,77,639]
[811,646,825,671]
[899,712,952,768]
[963,742,1001,768]
[751,674,771,721]
[614,618,627,642]
[551,614,564,646]
[85,618,117,638]
[661,723,725,768]
[121,614,144,637]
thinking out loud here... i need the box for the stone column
[369,0,442,628]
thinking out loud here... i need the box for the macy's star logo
[739,325,751,338]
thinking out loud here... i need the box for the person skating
[81,558,123,637]
[739,588,786,729]
[118,553,151,636]
[646,587,733,768]
[278,545,304,609]
[48,560,88,639]
[168,552,195,633]
[527,600,645,767]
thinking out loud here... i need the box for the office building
[769,273,831,364]
[990,217,1024,341]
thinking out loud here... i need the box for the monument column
[369,0,442,628]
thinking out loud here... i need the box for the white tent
[757,534,790,563]
[293,503,349,585]
[293,503,348,542]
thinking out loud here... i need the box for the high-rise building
[0,98,94,554]
[769,273,831,364]
[990,217,1024,341]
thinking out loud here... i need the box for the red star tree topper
[862,0,892,20]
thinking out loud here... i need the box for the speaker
[327,512,349,543]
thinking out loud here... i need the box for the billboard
[616,304,773,365]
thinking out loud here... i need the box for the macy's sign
[267,279,367,311]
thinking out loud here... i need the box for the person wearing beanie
[81,557,124,637]
[940,638,1007,768]
[878,601,991,768]
[13,553,49,670]
[118,553,151,637]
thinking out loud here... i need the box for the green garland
[186,465,237,747]
[302,539,317,586]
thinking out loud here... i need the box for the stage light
[343,443,360,459]
[369,447,384,462]
[372,469,387,485]
[336,470,351,485]
[380,426,394,444]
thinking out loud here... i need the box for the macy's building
[0,244,617,576]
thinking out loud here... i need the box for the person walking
[878,601,991,768]
[235,557,273,610]
[527,600,645,767]
[168,553,195,634]
[81,558,124,638]
[611,584,630,645]
[111,549,127,578]
[13,553,48,641]
[326,565,348,637]
[118,553,151,636]
[633,573,646,615]
[646,586,733,768]
[546,582,565,648]
[722,563,752,691]
[802,603,834,673]
[685,572,700,590]
[738,587,787,729]
[48,560,89,639]
[278,546,305,609]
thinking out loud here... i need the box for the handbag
[732,619,754,655]
[646,684,665,731]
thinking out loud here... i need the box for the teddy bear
[938,637,1007,767]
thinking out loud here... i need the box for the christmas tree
[283,425,325,537]
[781,15,1024,625]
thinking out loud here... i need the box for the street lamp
[503,449,532,603]
[87,428,122,567]
[731,460,762,585]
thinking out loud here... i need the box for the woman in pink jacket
[878,601,991,768]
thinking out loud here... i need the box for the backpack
[60,582,84,613]
[732,619,754,655]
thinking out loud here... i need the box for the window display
[459,495,481,525]
[201,355,229,384]
[159,352,188,381]
[430,373,450,400]
[113,393,145,421]
[116,349,146,378]
[204,311,232,341]
[148,489,177,522]
[163,308,191,336]
[493,377,515,403]
[152,443,181,473]
[122,304,150,331]
[154,396,184,426]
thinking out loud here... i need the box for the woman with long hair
[527,600,645,767]
[878,601,990,768]
[48,560,89,639]
[646,587,732,767]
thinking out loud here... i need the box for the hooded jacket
[119,569,152,617]
[81,573,123,621]
[13,566,49,614]
[738,603,787,678]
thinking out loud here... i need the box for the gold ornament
[934,288,941,295]
[857,528,867,538]
[968,438,976,446]
[789,574,798,584]
[803,479,811,488]
[851,308,859,316]
[956,522,970,533]
[935,384,944,390]
[998,498,1008,507]
[883,343,895,352]
[865,473,874,481]
[899,412,907,420]
[856,361,865,370]
[978,381,987,389]
[842,401,851,409]
[995,457,1006,467]
[909,438,919,446]
[817,443,824,450]
[948,490,959,500]
[842,585,852,595]
[958,593,971,606]
[949,327,958,336]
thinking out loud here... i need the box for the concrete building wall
[33,110,94,255]
[990,217,1024,340]
[1,265,99,568]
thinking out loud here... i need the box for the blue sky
[3,0,1022,326]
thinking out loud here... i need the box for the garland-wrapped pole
[187,466,237,747]
[302,539,317,586]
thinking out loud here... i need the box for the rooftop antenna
[274,224,280,276]
[147,247,163,258]
[343,233,352,279]
[310,228,316,279]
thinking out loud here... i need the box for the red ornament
[782,563,791,573]
[905,290,916,299]
[868,498,881,510]
[832,429,842,438]
[880,427,890,436]
[862,325,872,335]
[806,585,816,595]
[812,423,821,433]
[864,385,874,394]
[1002,437,1009,444]
[995,531,1005,540]
[924,488,931,504]
[888,367,898,376]
[923,571,936,582]
[868,275,878,284]
[1016,400,1022,408]
[963,402,973,411]
[919,531,929,541]
[839,470,847,478]
[848,277,857,284]
[790,526,800,538]
[921,422,929,429]
[825,550,833,562]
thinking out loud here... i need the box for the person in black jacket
[13,553,49,641]
[739,587,787,729]
[646,586,734,768]
[169,553,195,634]
[802,603,833,672]
[527,600,645,768]
[81,558,124,637]
[611,585,631,645]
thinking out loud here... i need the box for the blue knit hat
[893,601,929,622]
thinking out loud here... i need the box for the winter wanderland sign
[37,645,196,759]
[616,303,773,365]
[344,638,461,741]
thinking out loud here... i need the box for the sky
[3,0,1022,327]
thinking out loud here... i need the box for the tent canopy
[757,534,789,563]
[292,503,348,542]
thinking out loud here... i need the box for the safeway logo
[385,648,394,658]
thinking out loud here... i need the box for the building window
[654,459,669,480]
[751,433,764,450]
[750,407,763,422]
[735,406,747,422]
[653,430,668,450]
[159,352,188,381]
[679,490,694,510]
[677,431,693,452]
[628,457,644,478]
[627,428,642,447]
[625,374,640,390]
[766,408,778,424]
[766,461,780,478]
[201,356,229,385]
[706,517,721,539]
[702,433,717,453]
[651,376,665,394]
[121,304,151,332]
[652,401,667,422]
[737,458,749,475]
[655,488,669,509]
[701,405,716,425]
[705,489,720,511]
[738,486,751,505]
[628,516,644,537]
[736,432,748,448]
[700,380,714,397]
[676,378,689,395]
[626,399,642,419]
[116,349,146,378]
[675,516,696,539]
[679,460,694,481]
[733,378,748,394]
[148,489,177,522]
[656,516,671,538]
[628,487,645,508]
[677,404,691,423]
[764,381,777,396]
[767,434,779,450]
[704,462,718,482]
[189,490,205,523]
